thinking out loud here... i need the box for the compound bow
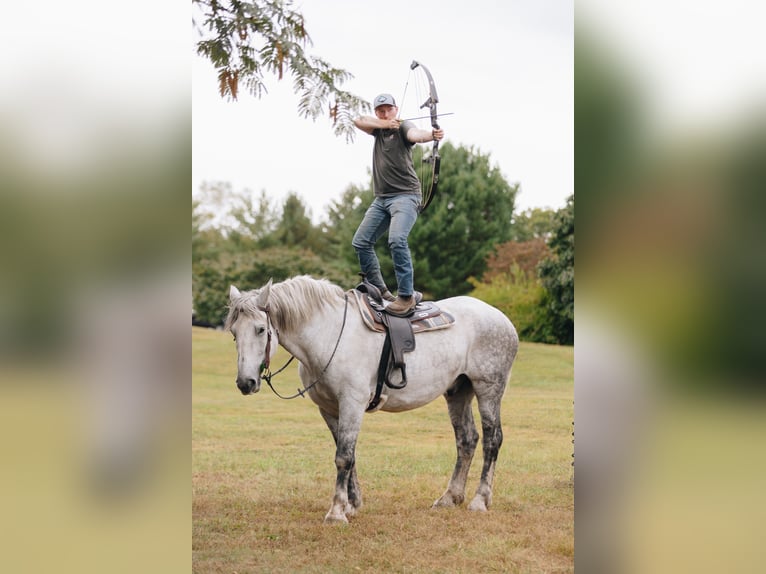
[409,60,441,213]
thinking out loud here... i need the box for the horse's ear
[255,279,272,307]
[229,285,241,301]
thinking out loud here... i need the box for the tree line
[193,142,573,345]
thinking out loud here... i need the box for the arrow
[401,112,455,122]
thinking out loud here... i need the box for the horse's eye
[257,327,266,335]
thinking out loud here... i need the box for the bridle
[257,293,350,400]
[255,303,275,373]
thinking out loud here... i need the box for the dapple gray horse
[226,275,518,523]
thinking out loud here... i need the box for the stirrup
[355,273,384,305]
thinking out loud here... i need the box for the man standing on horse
[352,93,444,317]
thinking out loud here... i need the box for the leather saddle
[352,283,455,335]
[353,276,455,412]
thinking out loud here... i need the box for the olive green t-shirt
[371,120,421,198]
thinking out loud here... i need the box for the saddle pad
[351,289,456,334]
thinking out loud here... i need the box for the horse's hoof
[432,493,461,508]
[344,503,359,517]
[323,513,349,524]
[467,496,489,512]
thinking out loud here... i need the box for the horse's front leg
[324,405,364,524]
[320,408,363,517]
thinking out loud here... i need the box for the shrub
[468,268,558,344]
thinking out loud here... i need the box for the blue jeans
[352,194,420,297]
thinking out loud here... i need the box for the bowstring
[397,67,413,121]
[410,68,431,207]
[400,65,432,208]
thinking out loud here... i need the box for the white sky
[192,0,575,222]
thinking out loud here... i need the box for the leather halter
[256,304,274,373]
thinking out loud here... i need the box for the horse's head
[227,281,279,395]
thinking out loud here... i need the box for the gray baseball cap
[373,93,396,108]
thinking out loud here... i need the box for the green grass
[193,327,573,573]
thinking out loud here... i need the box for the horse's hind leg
[320,407,363,523]
[433,376,479,508]
[468,391,504,512]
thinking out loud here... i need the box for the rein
[260,293,349,400]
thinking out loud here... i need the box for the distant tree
[484,238,551,282]
[193,193,232,268]
[510,207,557,241]
[193,180,235,231]
[410,143,518,298]
[193,181,277,242]
[320,183,374,276]
[538,195,574,345]
[229,188,279,246]
[273,191,324,253]
[193,198,224,324]
[192,0,368,140]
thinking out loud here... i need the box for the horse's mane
[225,275,346,333]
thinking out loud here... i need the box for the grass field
[193,326,573,573]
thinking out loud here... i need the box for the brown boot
[386,295,416,317]
[381,289,396,302]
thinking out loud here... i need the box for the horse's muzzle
[236,376,261,395]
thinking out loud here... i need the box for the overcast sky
[192,0,574,222]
